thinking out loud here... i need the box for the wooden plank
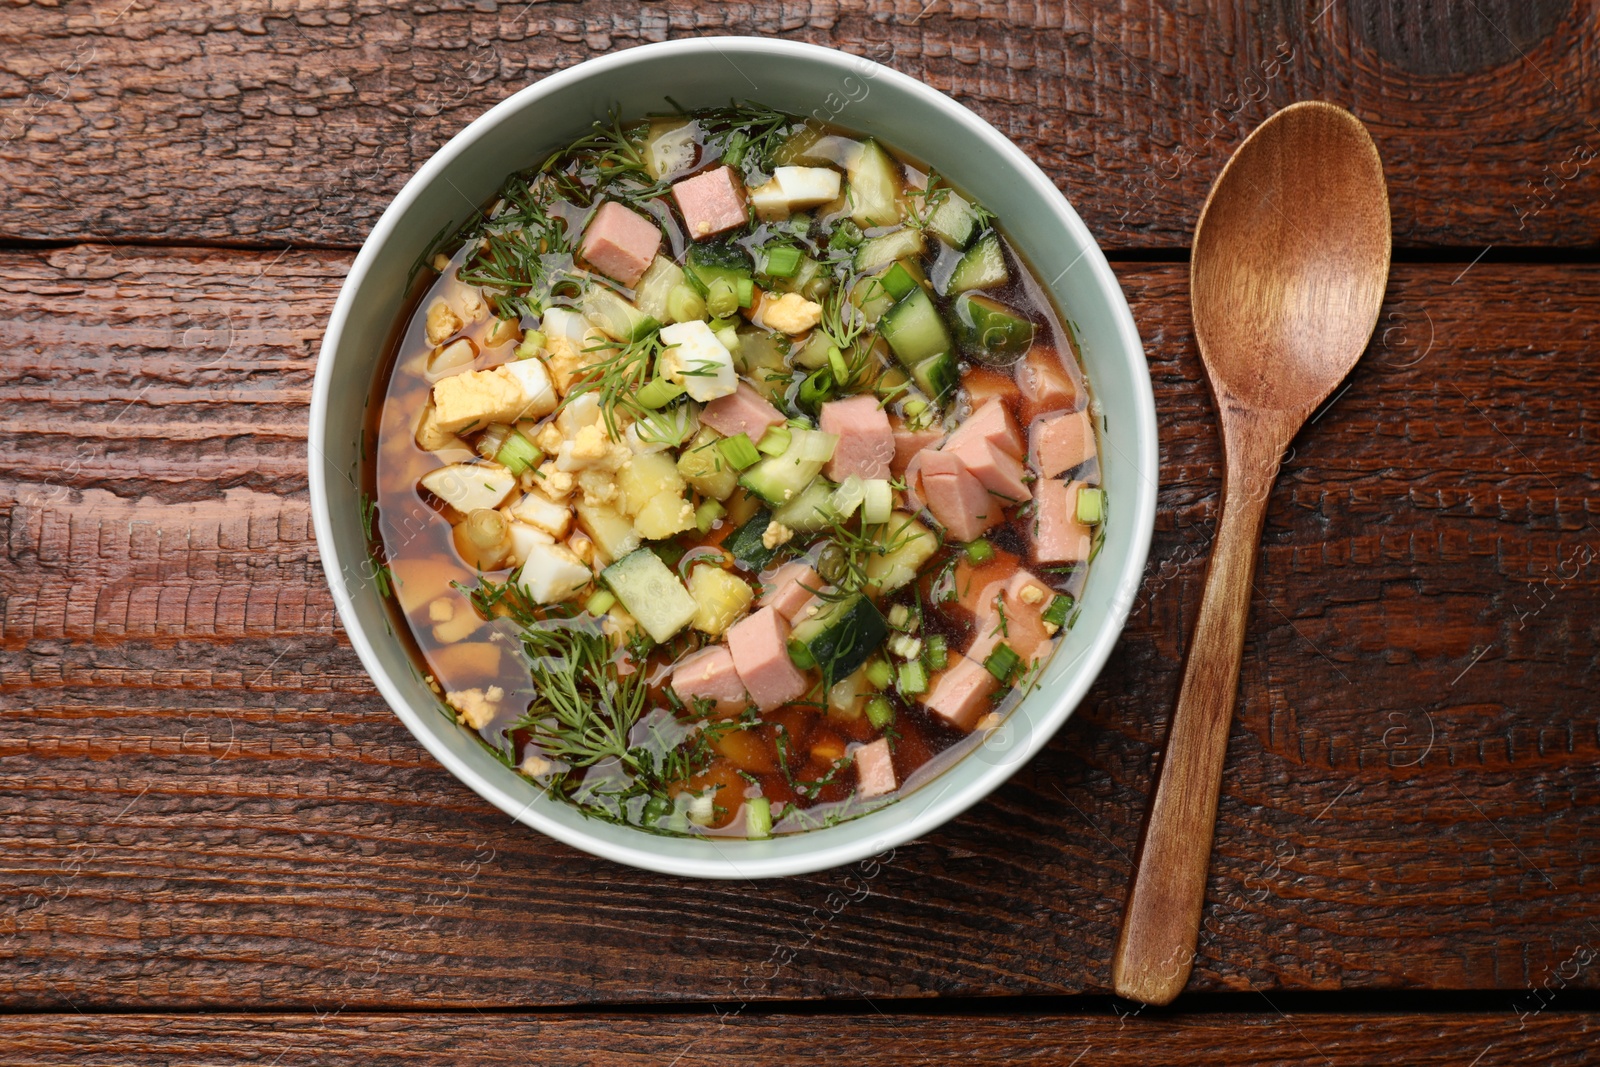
[0,1011,1595,1065]
[3,246,1599,1008]
[1,1,1595,250]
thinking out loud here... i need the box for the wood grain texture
[1114,100,1393,1005]
[0,1011,1596,1065]
[3,246,1600,1010]
[1,0,1595,250]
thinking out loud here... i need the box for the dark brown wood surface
[1,1011,1596,1065]
[1,1,1595,251]
[3,1,1598,1061]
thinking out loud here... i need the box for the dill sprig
[456,174,575,319]
[558,322,675,438]
[698,101,795,172]
[543,111,670,207]
[816,511,931,597]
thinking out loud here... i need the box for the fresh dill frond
[456,173,575,319]
[699,101,795,171]
[559,322,674,438]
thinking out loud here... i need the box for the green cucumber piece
[910,350,958,402]
[879,260,922,301]
[846,139,902,227]
[770,477,838,533]
[738,428,835,506]
[853,227,925,273]
[925,189,981,249]
[582,286,659,342]
[946,233,1008,294]
[880,288,952,366]
[788,593,889,684]
[724,511,780,570]
[602,549,698,642]
[952,292,1035,365]
[684,241,754,298]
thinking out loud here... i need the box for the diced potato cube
[618,452,685,516]
[632,491,695,541]
[688,564,754,636]
[574,501,641,565]
[677,429,739,500]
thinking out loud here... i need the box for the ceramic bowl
[310,37,1157,878]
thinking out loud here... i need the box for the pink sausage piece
[1032,409,1096,479]
[819,394,895,482]
[726,606,810,711]
[1030,478,1095,564]
[946,436,1032,503]
[890,420,944,480]
[853,737,898,798]
[943,398,1024,461]
[919,449,1001,542]
[702,382,785,442]
[673,165,749,239]
[922,655,1000,732]
[669,645,748,712]
[759,561,823,622]
[579,201,663,288]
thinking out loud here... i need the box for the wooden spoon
[1110,101,1390,1006]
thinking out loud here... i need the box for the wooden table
[4,2,1597,1062]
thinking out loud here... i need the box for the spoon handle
[1111,418,1284,1005]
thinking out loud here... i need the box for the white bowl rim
[309,36,1158,879]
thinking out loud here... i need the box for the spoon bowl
[1192,100,1391,415]
[1112,100,1389,1005]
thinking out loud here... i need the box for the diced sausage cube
[1032,409,1096,479]
[819,394,894,482]
[967,570,1055,666]
[1031,478,1094,564]
[580,201,663,287]
[673,165,749,239]
[853,737,897,798]
[943,398,1024,460]
[922,655,999,732]
[919,449,1001,542]
[759,561,823,622]
[1019,348,1079,411]
[945,436,1032,503]
[701,382,785,442]
[890,419,943,480]
[726,606,810,711]
[670,644,749,713]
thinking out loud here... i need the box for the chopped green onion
[964,538,995,564]
[763,244,802,278]
[636,377,686,409]
[880,261,918,300]
[896,660,928,696]
[736,277,755,308]
[585,589,617,616]
[695,497,726,533]
[757,424,792,456]
[745,796,773,839]
[829,219,863,250]
[706,277,738,318]
[666,284,707,323]
[1042,593,1073,630]
[983,643,1021,684]
[1076,487,1104,525]
[865,694,895,728]
[494,429,542,475]
[861,479,893,525]
[865,657,893,690]
[715,326,741,352]
[514,330,546,360]
[903,397,928,421]
[826,344,849,383]
[717,433,762,471]
[925,633,949,671]
[798,367,833,410]
[887,604,912,631]
[788,638,817,671]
